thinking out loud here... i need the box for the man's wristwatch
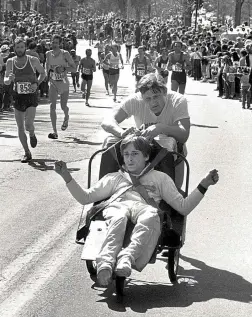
[197,183,208,195]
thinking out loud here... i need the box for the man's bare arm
[101,107,129,138]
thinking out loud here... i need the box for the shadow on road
[56,137,102,146]
[0,112,14,120]
[85,102,113,109]
[28,158,80,172]
[96,254,252,312]
[34,119,51,123]
[0,132,18,138]
[191,123,219,129]
[186,93,208,96]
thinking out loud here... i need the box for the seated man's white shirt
[66,169,203,216]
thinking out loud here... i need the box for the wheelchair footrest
[81,221,107,260]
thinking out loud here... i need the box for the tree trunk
[117,0,127,18]
[26,0,31,11]
[136,7,141,21]
[148,3,151,19]
[235,0,245,26]
[183,0,192,27]
[0,0,2,22]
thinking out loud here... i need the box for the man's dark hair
[28,42,37,50]
[52,34,62,44]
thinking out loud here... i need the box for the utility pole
[0,0,2,22]
[217,0,220,26]
[127,0,131,21]
[249,0,251,27]
[194,0,199,31]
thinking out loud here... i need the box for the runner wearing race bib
[100,45,111,95]
[70,49,81,92]
[155,48,169,84]
[94,38,105,62]
[168,41,192,95]
[79,48,96,106]
[46,34,76,139]
[132,46,150,92]
[4,38,45,162]
[88,20,95,46]
[103,43,124,102]
[148,33,158,50]
[124,32,135,63]
[147,45,159,73]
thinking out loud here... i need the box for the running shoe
[61,117,69,131]
[82,92,86,99]
[48,132,58,139]
[85,101,89,106]
[30,134,37,148]
[21,151,32,163]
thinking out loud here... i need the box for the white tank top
[47,50,68,81]
[109,53,120,69]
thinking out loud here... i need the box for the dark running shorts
[81,73,93,81]
[109,68,119,75]
[103,69,110,75]
[13,92,38,112]
[171,71,187,84]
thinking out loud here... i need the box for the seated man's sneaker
[115,255,133,277]
[97,263,112,286]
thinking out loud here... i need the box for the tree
[131,0,151,20]
[235,0,246,26]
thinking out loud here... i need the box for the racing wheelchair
[75,140,190,297]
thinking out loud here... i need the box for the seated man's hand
[201,169,219,189]
[55,161,68,175]
[55,161,72,183]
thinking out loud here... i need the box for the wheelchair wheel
[86,260,97,276]
[116,276,126,297]
[168,248,180,283]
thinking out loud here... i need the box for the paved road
[0,40,251,317]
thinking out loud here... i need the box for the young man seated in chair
[55,134,219,287]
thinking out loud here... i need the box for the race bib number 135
[17,82,32,94]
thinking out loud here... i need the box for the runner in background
[46,34,76,140]
[88,20,95,46]
[124,31,135,63]
[100,44,111,95]
[155,48,169,84]
[131,46,150,92]
[168,41,191,94]
[94,36,105,63]
[70,49,81,93]
[79,48,96,106]
[147,45,159,73]
[103,43,124,103]
[4,38,46,162]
